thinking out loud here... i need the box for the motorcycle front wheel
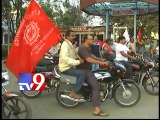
[114,81,141,107]
[143,74,159,95]
[2,96,32,119]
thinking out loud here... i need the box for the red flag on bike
[137,27,142,44]
[6,0,61,78]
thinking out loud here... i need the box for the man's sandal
[69,92,84,100]
[93,111,109,117]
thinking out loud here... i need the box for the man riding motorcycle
[77,34,109,117]
[115,36,136,79]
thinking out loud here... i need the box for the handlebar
[130,51,146,61]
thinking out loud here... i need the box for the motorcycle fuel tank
[94,71,111,79]
[132,63,141,71]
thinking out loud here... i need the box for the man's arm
[78,46,107,66]
[91,54,102,61]
[120,51,135,60]
[85,57,107,66]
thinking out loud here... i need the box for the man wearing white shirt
[115,36,136,79]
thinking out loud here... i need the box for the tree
[100,12,159,41]
[138,13,159,40]
[39,0,55,19]
[58,0,89,27]
[39,0,93,28]
[2,0,94,42]
[2,0,28,41]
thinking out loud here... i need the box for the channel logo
[19,73,45,91]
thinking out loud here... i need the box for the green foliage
[138,13,159,40]
[39,0,90,27]
[39,0,55,19]
[3,0,158,43]
[58,0,89,27]
[2,0,28,41]
[101,12,159,40]
[3,0,90,42]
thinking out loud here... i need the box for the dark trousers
[83,69,100,107]
[62,68,86,92]
[119,61,133,79]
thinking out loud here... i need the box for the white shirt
[115,43,129,61]
[110,42,118,51]
[58,39,80,72]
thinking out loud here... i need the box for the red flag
[137,27,142,44]
[6,0,61,78]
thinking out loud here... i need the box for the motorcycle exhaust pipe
[60,94,86,102]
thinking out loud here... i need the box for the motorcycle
[129,52,159,95]
[43,52,59,65]
[19,68,58,98]
[150,54,159,71]
[54,61,141,108]
[19,52,59,98]
[2,77,32,119]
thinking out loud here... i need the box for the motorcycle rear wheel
[2,96,32,119]
[20,90,42,98]
[143,74,159,95]
[56,86,80,108]
[114,81,141,107]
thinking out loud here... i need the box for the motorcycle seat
[114,62,126,72]
[35,66,48,72]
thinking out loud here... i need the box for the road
[2,64,159,119]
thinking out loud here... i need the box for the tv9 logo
[19,73,45,91]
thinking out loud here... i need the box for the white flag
[111,33,114,39]
[123,28,130,42]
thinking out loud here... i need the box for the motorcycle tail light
[4,92,18,97]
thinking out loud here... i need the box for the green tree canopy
[39,0,93,27]
[2,0,93,42]
[100,12,159,41]
[2,0,28,40]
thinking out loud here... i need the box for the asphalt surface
[2,64,159,119]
